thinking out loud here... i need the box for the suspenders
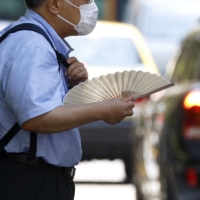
[0,23,69,68]
[0,23,69,158]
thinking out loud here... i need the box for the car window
[67,37,141,67]
[0,0,26,20]
[172,37,200,82]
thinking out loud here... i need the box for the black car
[133,26,200,200]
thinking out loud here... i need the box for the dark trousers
[0,158,75,200]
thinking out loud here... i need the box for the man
[0,0,135,199]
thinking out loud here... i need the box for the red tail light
[183,91,200,140]
[186,168,198,188]
[134,97,148,104]
[184,91,200,109]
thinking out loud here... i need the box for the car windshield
[0,0,26,21]
[138,8,200,40]
[66,37,141,67]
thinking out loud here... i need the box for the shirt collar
[21,9,73,57]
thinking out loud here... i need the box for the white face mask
[57,0,98,36]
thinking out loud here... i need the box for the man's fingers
[125,101,135,117]
[67,62,84,75]
[68,66,87,80]
[67,57,78,64]
[123,96,134,102]
[65,57,79,75]
[70,71,87,81]
[127,109,134,116]
[126,100,135,109]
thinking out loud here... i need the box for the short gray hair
[24,0,45,9]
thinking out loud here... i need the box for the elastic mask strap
[65,0,79,9]
[57,15,76,27]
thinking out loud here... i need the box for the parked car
[123,0,200,76]
[133,26,200,199]
[66,21,159,182]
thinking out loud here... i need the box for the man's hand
[100,96,135,125]
[65,57,88,87]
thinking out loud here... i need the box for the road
[74,159,136,200]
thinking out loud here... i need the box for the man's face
[59,0,94,22]
[55,0,95,37]
[58,0,82,28]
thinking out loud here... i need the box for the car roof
[86,21,159,74]
[88,20,143,38]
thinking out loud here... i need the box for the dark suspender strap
[0,123,20,155]
[0,123,37,159]
[0,23,55,48]
[0,23,70,158]
[29,132,37,159]
[0,23,69,69]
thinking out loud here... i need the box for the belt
[1,153,76,179]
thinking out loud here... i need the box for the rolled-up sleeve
[3,46,63,126]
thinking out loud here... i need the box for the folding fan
[63,70,174,105]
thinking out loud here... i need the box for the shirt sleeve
[4,45,64,126]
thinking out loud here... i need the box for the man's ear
[46,0,60,14]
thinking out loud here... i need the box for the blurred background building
[96,0,128,21]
